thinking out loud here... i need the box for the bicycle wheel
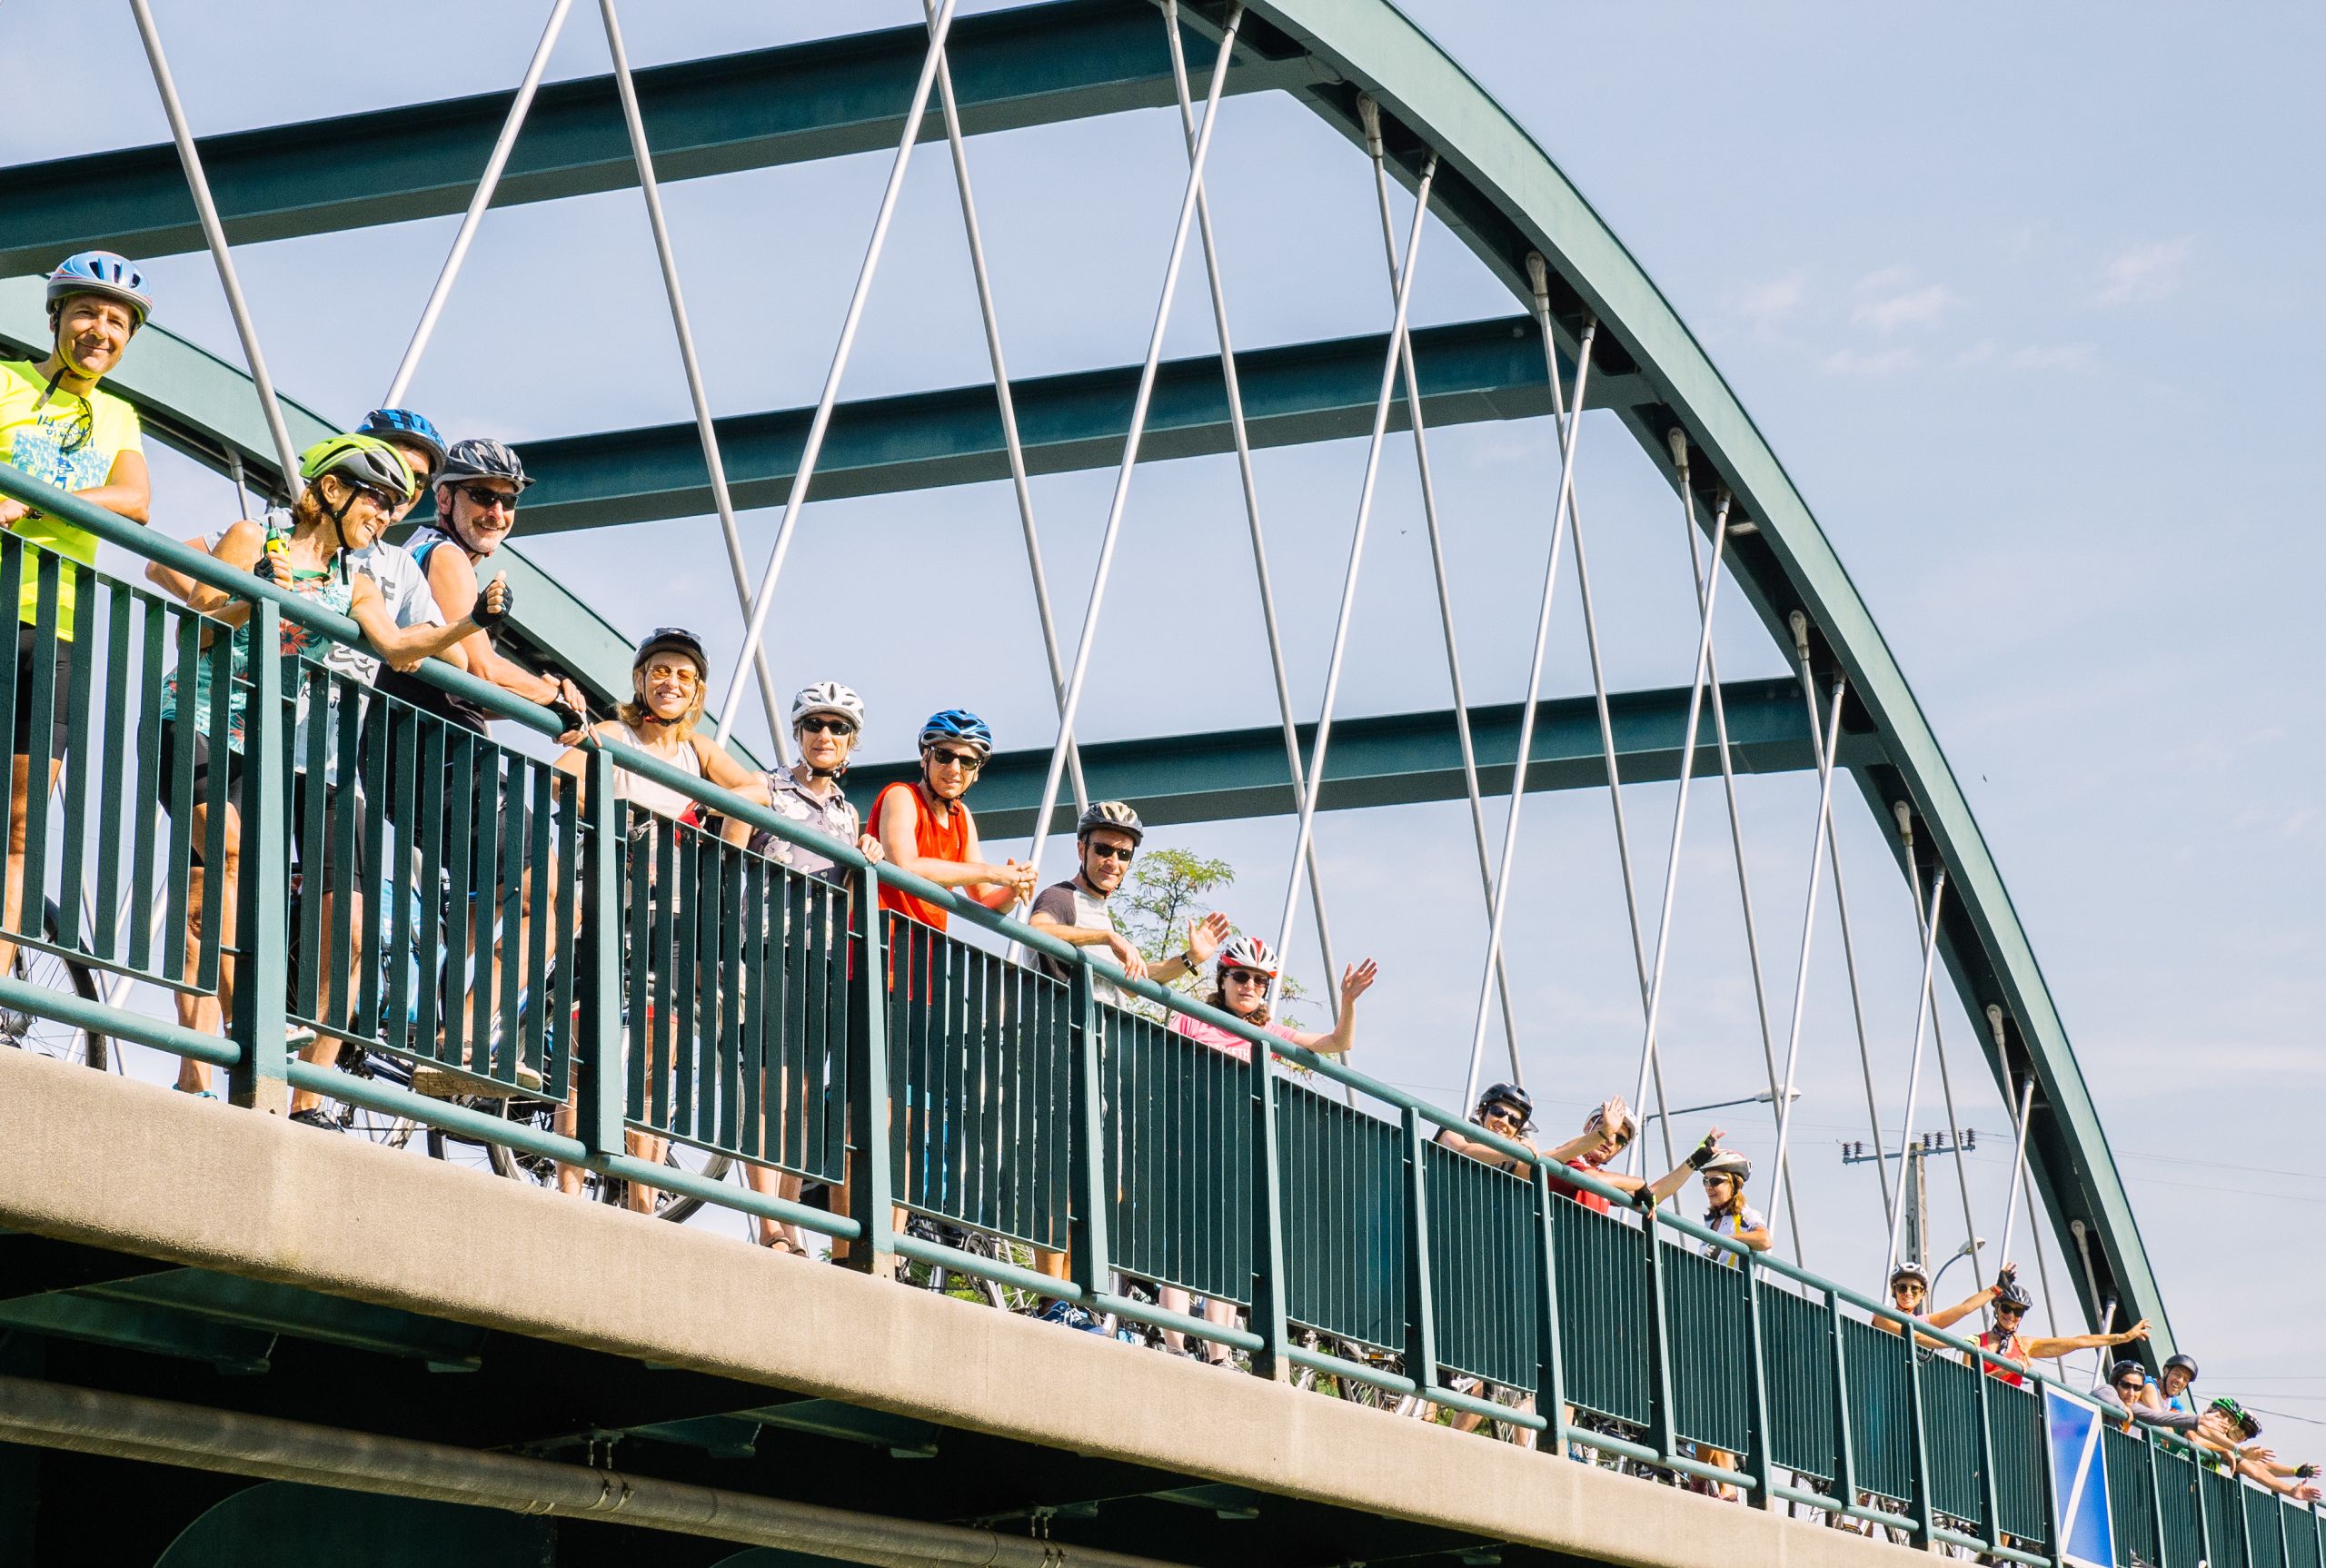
[0,899,107,1069]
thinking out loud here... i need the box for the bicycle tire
[1,899,106,1069]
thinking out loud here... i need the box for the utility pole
[1843,1129,1976,1272]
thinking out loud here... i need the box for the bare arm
[146,522,245,603]
[1282,958,1377,1055]
[71,447,150,525]
[1645,1129,1724,1206]
[347,571,502,670]
[689,735,767,847]
[1925,1285,1999,1332]
[1435,1126,1533,1177]
[875,790,1032,900]
[422,547,581,710]
[2023,1319,2149,1362]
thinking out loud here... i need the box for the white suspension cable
[1014,6,1247,893]
[383,0,575,407]
[600,0,790,757]
[1356,97,1520,1078]
[714,0,962,746]
[1883,868,1948,1271]
[1763,672,1847,1245]
[1991,1005,2064,1338]
[1996,1052,2035,1277]
[1625,435,1732,1140]
[1560,407,1677,1175]
[1457,260,1595,1110]
[1159,1,1340,1016]
[1789,615,1894,1221]
[930,0,1086,816]
[1677,493,1804,1261]
[127,0,302,495]
[1264,150,1439,1017]
[1894,804,1981,1260]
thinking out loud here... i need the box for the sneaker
[1037,1300,1105,1335]
[288,1107,343,1133]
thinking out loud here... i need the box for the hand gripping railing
[0,461,2311,1568]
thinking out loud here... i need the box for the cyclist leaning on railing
[0,253,155,993]
[1874,1259,2003,1350]
[736,680,887,1255]
[1025,799,1231,1293]
[1639,1133,1767,1498]
[549,627,759,1211]
[1432,1082,1558,1449]
[375,439,590,1040]
[1972,1271,2149,1384]
[1158,935,1378,1364]
[147,436,512,1113]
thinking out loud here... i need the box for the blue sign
[2045,1384,2117,1568]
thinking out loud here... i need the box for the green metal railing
[2,459,2316,1568]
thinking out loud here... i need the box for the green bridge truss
[3,0,2160,1358]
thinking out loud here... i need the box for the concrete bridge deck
[0,1048,1913,1568]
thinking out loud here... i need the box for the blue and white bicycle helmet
[46,251,152,327]
[358,408,447,475]
[919,709,992,758]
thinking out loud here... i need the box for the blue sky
[13,2,2322,1419]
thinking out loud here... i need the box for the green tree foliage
[1113,846,1308,1028]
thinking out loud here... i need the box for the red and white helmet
[1216,934,1279,979]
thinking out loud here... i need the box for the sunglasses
[2116,1380,2145,1393]
[1221,968,1269,985]
[799,717,856,738]
[41,400,94,455]
[643,661,701,686]
[1086,843,1134,863]
[454,483,518,512]
[927,749,983,771]
[1483,1107,1522,1126]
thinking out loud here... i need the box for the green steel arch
[1,0,2158,1349]
[1239,0,2160,1346]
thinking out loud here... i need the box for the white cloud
[1735,271,1807,329]
[1821,345,1918,376]
[1851,279,1960,333]
[2094,237,2193,306]
[2010,342,2096,372]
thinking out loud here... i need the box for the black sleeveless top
[373,528,497,733]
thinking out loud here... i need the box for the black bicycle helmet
[2164,1354,2199,1380]
[1476,1081,1533,1130]
[2108,1359,2146,1387]
[433,436,532,491]
[1890,1261,1931,1290]
[634,627,707,676]
[1993,1278,2034,1313]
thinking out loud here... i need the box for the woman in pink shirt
[1167,934,1377,1061]
[1159,934,1377,1361]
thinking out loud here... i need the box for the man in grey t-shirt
[1028,800,1227,1009]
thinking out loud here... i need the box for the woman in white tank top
[549,628,774,1212]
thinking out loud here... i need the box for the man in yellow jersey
[0,252,154,987]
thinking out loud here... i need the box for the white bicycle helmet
[1216,934,1279,978]
[1585,1099,1638,1145]
[1699,1148,1754,1182]
[790,681,865,732]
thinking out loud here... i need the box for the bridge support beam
[856,676,1872,839]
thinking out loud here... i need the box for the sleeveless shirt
[872,780,969,931]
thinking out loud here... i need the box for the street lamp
[1635,1086,1802,1140]
[1931,1235,1984,1295]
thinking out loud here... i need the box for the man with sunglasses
[1028,800,1228,1008]
[0,253,155,987]
[374,438,586,731]
[870,710,1036,931]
